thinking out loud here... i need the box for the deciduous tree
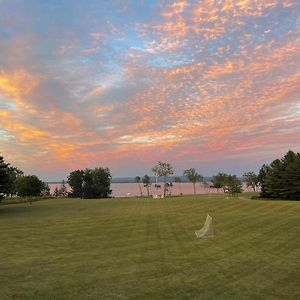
[243,172,259,192]
[15,175,45,197]
[152,162,174,196]
[183,168,203,195]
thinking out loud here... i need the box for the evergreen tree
[258,164,269,198]
[0,156,10,200]
[258,150,300,200]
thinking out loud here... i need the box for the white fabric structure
[195,214,214,238]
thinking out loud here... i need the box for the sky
[0,0,299,181]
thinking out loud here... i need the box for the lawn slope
[0,195,299,299]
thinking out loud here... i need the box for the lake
[49,182,253,198]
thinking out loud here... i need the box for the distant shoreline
[46,176,214,184]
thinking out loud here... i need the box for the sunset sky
[0,0,300,181]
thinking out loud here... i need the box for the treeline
[0,156,50,200]
[0,155,112,200]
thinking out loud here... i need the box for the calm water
[49,182,252,198]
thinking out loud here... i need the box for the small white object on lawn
[195,214,214,238]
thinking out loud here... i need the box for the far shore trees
[68,167,112,199]
[183,168,203,195]
[152,162,174,196]
[134,176,143,197]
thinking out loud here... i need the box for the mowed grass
[0,195,299,300]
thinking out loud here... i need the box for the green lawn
[1,195,299,299]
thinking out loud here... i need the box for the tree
[174,176,182,195]
[211,172,228,193]
[3,166,24,197]
[68,170,84,198]
[258,164,269,198]
[41,183,51,196]
[68,167,112,199]
[0,156,10,200]
[183,168,203,195]
[134,176,143,197]
[53,187,59,197]
[58,180,68,197]
[258,150,300,200]
[142,175,151,196]
[224,175,243,196]
[15,175,45,197]
[82,168,112,199]
[152,162,174,196]
[243,172,259,192]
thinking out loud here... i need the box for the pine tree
[0,156,10,199]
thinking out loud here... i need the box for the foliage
[152,161,174,196]
[258,150,300,200]
[224,175,243,196]
[58,180,68,197]
[243,172,259,192]
[211,173,243,196]
[68,167,112,199]
[183,168,203,195]
[0,156,10,199]
[67,170,84,198]
[211,172,228,192]
[42,183,51,196]
[3,166,24,197]
[142,175,151,196]
[15,175,45,197]
[53,187,60,197]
